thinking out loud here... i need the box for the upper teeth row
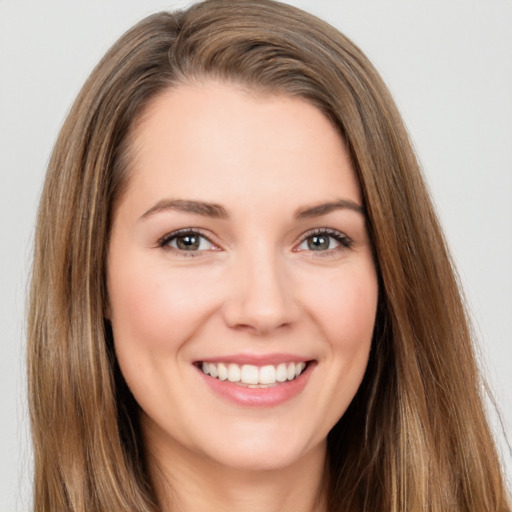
[201,362,307,385]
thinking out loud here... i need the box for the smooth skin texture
[107,81,379,512]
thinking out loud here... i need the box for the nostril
[222,298,299,335]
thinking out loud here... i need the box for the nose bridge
[223,240,298,334]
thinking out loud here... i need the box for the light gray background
[1,1,511,509]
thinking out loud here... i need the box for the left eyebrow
[294,199,365,219]
[139,199,229,221]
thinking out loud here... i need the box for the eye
[159,229,216,253]
[296,229,352,252]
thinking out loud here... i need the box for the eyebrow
[140,199,228,220]
[294,199,365,219]
[140,197,365,221]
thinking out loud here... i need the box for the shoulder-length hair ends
[28,1,510,511]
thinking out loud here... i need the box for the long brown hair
[28,1,510,510]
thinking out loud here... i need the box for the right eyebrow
[139,199,229,221]
[294,199,365,219]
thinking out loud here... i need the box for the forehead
[120,80,361,215]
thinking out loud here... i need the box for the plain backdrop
[1,1,511,509]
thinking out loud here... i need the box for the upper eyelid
[300,227,345,236]
[157,227,351,249]
[158,228,216,248]
[295,228,353,251]
[298,227,350,241]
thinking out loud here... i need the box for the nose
[222,247,300,335]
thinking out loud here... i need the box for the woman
[27,0,511,510]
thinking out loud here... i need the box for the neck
[146,429,328,512]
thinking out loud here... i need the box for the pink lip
[196,353,310,366]
[195,360,315,407]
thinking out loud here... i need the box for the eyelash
[157,228,216,257]
[157,227,353,256]
[296,228,353,254]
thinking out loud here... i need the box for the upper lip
[194,353,313,366]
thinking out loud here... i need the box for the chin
[196,427,326,473]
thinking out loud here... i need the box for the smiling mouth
[197,361,309,388]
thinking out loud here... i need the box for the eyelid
[156,227,352,255]
[157,228,219,252]
[294,228,353,252]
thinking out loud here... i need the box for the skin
[107,81,378,512]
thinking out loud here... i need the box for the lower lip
[196,363,314,407]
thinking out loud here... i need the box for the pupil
[308,235,329,251]
[177,234,199,250]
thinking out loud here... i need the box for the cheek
[107,255,226,419]
[308,263,378,350]
[107,254,218,359]
[303,261,378,409]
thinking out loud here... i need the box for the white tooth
[227,363,241,382]
[295,362,306,377]
[202,362,209,375]
[218,362,228,381]
[241,364,259,385]
[286,363,296,381]
[276,363,287,382]
[208,363,218,378]
[259,365,277,384]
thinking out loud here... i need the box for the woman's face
[107,81,378,472]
